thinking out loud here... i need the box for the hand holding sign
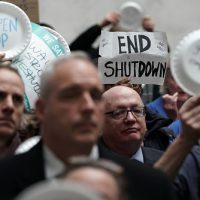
[142,16,155,32]
[99,11,120,28]
[0,52,11,66]
[98,31,168,85]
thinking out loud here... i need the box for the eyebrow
[111,103,144,109]
[59,84,103,94]
[0,89,23,96]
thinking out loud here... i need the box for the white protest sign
[12,23,70,111]
[98,31,168,85]
[99,54,167,84]
[0,2,32,59]
[99,31,168,58]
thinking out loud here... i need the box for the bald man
[99,86,162,165]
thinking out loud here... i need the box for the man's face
[37,59,104,148]
[0,69,24,138]
[102,86,146,150]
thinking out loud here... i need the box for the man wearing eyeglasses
[99,85,163,165]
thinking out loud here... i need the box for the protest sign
[0,1,32,59]
[1,0,39,22]
[12,23,70,111]
[98,54,167,85]
[98,31,168,85]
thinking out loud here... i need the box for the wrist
[98,20,107,28]
[179,132,198,147]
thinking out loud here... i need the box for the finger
[186,114,200,126]
[180,94,200,113]
[162,94,171,101]
[0,60,12,66]
[0,57,11,62]
[173,92,178,98]
[163,94,176,104]
[0,52,5,59]
[180,102,200,122]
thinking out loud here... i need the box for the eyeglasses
[105,107,145,120]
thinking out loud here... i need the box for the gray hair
[40,53,96,98]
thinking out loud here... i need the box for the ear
[35,98,46,122]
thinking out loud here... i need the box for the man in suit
[0,55,174,200]
[101,85,163,165]
[0,63,24,157]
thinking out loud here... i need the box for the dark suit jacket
[142,146,163,165]
[0,141,45,200]
[98,137,163,165]
[0,140,174,200]
[98,138,174,200]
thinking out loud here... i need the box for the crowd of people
[0,5,199,200]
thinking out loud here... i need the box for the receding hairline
[0,65,24,85]
[55,56,97,71]
[40,55,100,98]
[103,86,144,107]
[103,86,140,99]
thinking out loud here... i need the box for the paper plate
[44,27,70,55]
[171,29,200,95]
[118,1,143,31]
[12,23,68,111]
[0,2,32,59]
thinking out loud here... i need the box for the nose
[2,96,14,115]
[81,92,95,113]
[124,110,136,123]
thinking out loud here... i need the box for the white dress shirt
[43,144,99,179]
[130,147,144,163]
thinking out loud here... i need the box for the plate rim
[171,29,200,95]
[0,1,32,59]
[44,26,70,55]
[119,1,143,30]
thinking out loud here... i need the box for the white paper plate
[118,1,143,31]
[0,2,32,59]
[44,27,70,55]
[171,29,200,95]
[12,23,67,111]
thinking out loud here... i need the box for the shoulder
[147,97,163,108]
[115,155,174,200]
[173,146,200,200]
[179,145,200,172]
[142,146,163,165]
[98,140,174,200]
[0,143,42,178]
[0,142,44,200]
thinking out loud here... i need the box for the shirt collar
[130,147,144,163]
[43,144,99,179]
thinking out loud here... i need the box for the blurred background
[38,0,200,51]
